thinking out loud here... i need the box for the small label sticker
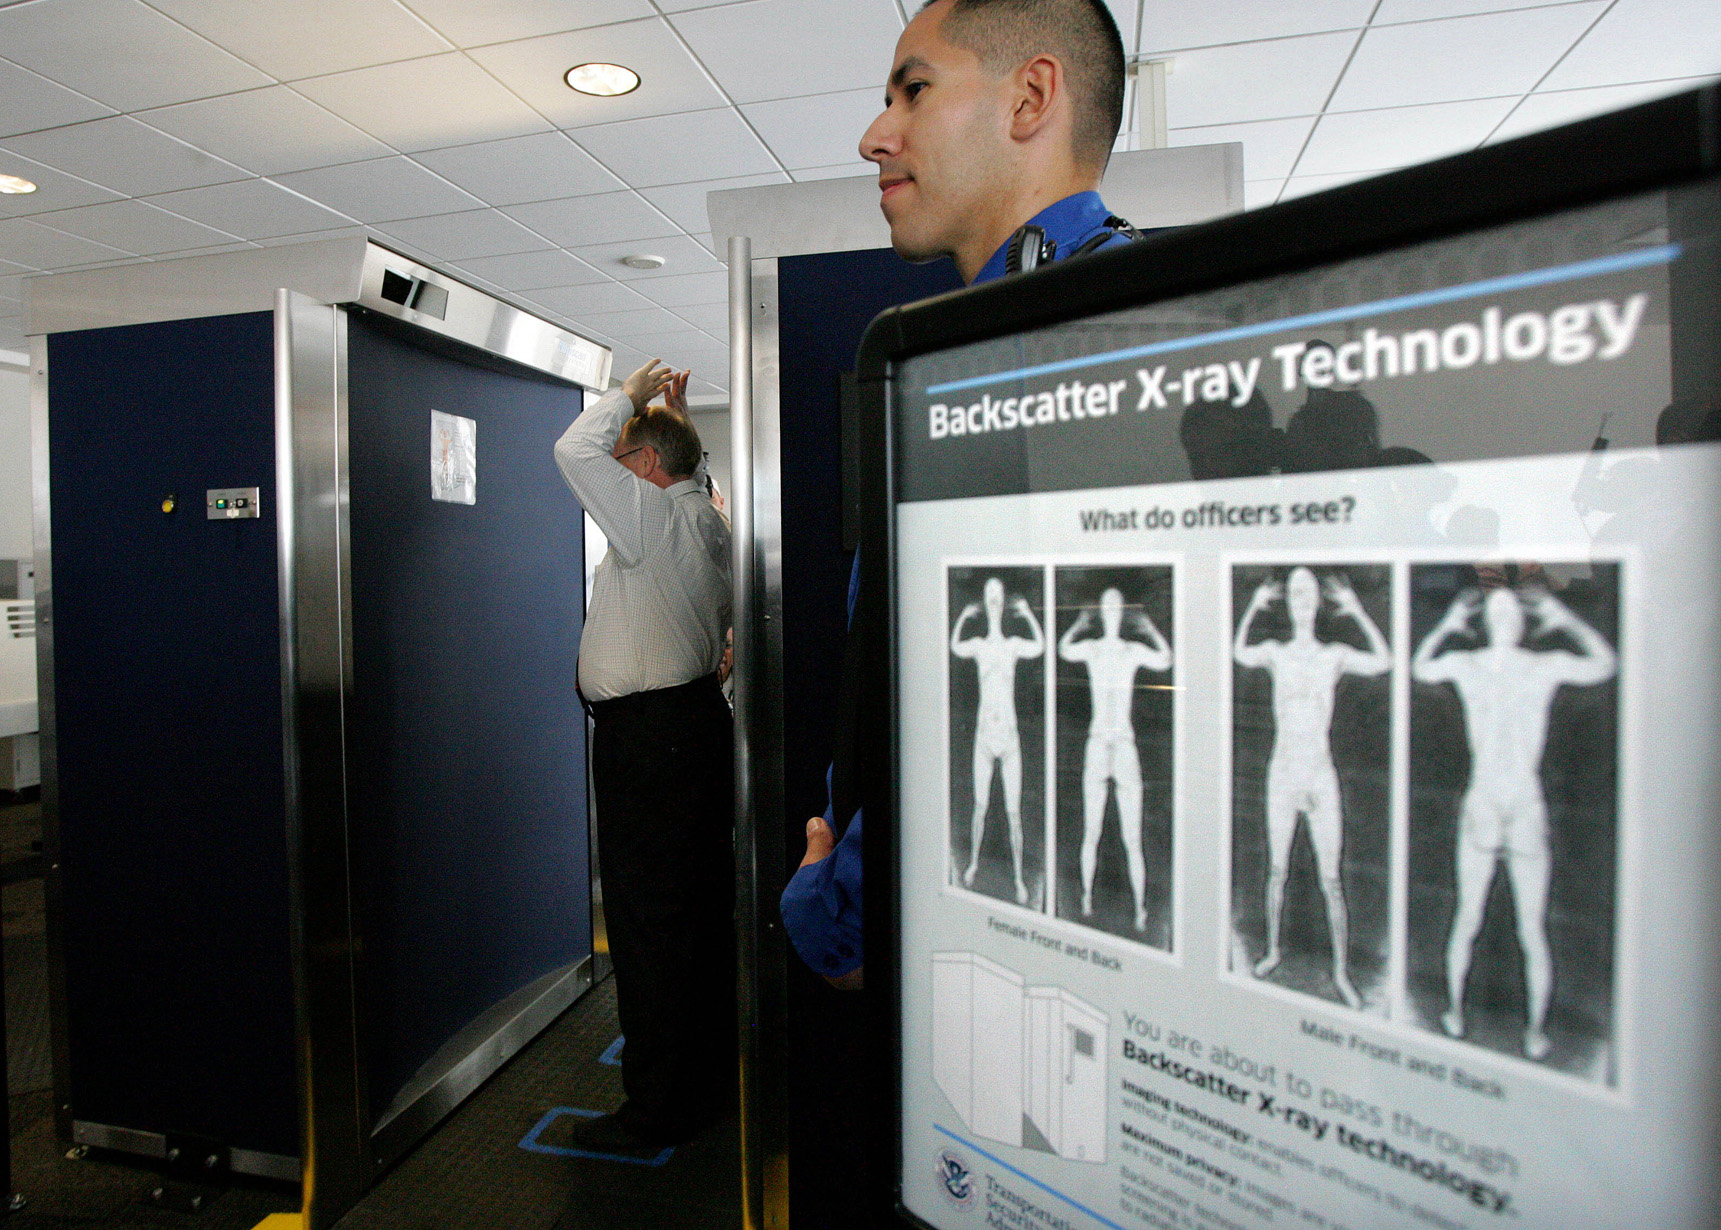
[431,410,476,505]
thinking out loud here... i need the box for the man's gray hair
[622,408,704,478]
[925,0,1126,171]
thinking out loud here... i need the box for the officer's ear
[1009,52,1064,143]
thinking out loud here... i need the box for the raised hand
[1441,589,1482,634]
[1253,579,1283,610]
[663,368,690,415]
[1523,586,1570,634]
[1323,575,1363,617]
[1011,596,1032,618]
[622,359,675,411]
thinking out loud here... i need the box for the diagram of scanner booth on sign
[931,952,1108,1163]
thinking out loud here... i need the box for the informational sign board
[431,408,476,504]
[888,167,1721,1230]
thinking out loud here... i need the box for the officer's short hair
[928,0,1127,171]
[622,409,703,478]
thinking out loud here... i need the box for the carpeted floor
[0,792,741,1230]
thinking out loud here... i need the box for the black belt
[581,672,722,719]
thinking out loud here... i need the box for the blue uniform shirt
[779,191,1132,979]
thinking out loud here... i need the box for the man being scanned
[1059,588,1172,931]
[1234,568,1390,1009]
[1413,584,1615,1060]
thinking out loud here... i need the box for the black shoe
[561,1111,688,1154]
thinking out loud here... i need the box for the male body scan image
[1413,584,1617,1060]
[1058,588,1172,931]
[1234,567,1390,1009]
[951,577,1045,903]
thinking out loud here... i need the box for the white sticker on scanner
[431,410,476,505]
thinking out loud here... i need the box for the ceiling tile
[574,305,697,337]
[1280,168,1379,200]
[1138,0,1375,51]
[143,178,355,239]
[741,88,878,171]
[414,132,625,206]
[1162,32,1359,127]
[27,199,239,255]
[672,301,728,336]
[1294,97,1515,176]
[141,87,395,176]
[503,190,679,248]
[0,152,123,217]
[1375,0,1571,19]
[253,226,371,248]
[1540,0,1721,91]
[147,0,453,81]
[0,0,271,111]
[527,280,651,315]
[295,54,553,153]
[447,248,608,290]
[1243,179,1285,209]
[468,19,729,127]
[0,217,130,268]
[790,162,877,181]
[1328,4,1606,111]
[572,109,778,188]
[626,268,728,307]
[400,0,654,47]
[3,117,252,196]
[572,233,723,280]
[379,208,554,260]
[273,156,484,223]
[670,0,904,104]
[0,57,115,139]
[1169,116,1315,181]
[640,171,788,233]
[1489,76,1718,142]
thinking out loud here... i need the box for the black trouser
[588,673,735,1132]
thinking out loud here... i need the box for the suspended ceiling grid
[0,0,1716,393]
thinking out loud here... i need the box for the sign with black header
[892,185,1721,1230]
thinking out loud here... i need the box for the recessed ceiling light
[565,63,640,97]
[0,174,37,195]
[622,253,666,270]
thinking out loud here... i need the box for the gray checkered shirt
[555,388,731,702]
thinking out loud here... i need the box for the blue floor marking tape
[933,1124,1127,1230]
[519,1108,675,1167]
[599,1035,625,1066]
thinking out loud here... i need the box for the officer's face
[860,0,1011,267]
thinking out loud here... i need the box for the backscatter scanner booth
[24,238,610,1228]
[857,86,1721,1229]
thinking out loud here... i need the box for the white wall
[0,366,31,563]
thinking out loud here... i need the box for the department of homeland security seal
[937,1149,974,1208]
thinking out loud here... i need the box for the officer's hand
[800,816,835,868]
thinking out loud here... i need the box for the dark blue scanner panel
[48,313,297,1155]
[343,313,589,1125]
[776,250,962,1228]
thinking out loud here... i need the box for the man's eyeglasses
[615,446,648,463]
